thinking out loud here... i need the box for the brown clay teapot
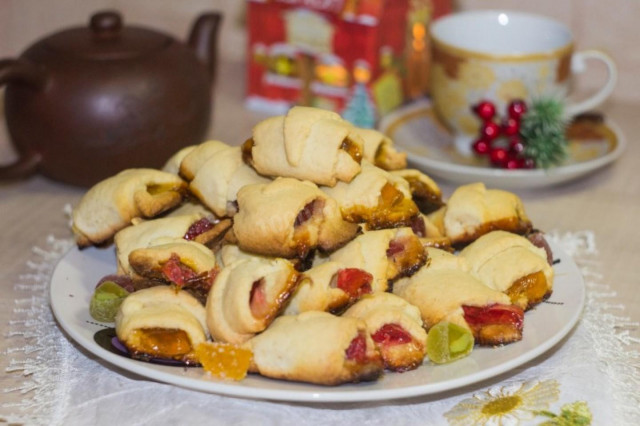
[0,10,222,187]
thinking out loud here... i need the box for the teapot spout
[188,12,223,84]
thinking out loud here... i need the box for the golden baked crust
[354,127,407,171]
[322,161,419,229]
[232,177,359,258]
[179,140,229,181]
[247,108,363,187]
[243,311,383,385]
[442,182,532,247]
[323,227,427,292]
[343,293,427,372]
[162,145,196,175]
[391,169,444,215]
[128,238,217,281]
[71,168,187,247]
[114,213,206,276]
[460,230,554,310]
[188,142,270,217]
[115,286,208,363]
[206,256,299,344]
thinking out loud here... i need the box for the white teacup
[429,10,617,155]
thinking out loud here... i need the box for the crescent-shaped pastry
[179,140,230,181]
[114,213,229,276]
[244,109,363,187]
[128,238,218,304]
[115,286,208,364]
[390,169,444,215]
[354,127,407,171]
[162,145,196,175]
[343,292,427,372]
[232,177,359,258]
[460,230,554,310]
[243,311,383,385]
[393,254,524,346]
[283,261,374,315]
[188,142,270,217]
[322,161,419,230]
[442,182,532,247]
[322,227,427,292]
[206,257,299,344]
[71,168,187,247]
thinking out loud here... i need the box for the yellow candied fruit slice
[196,342,253,381]
[426,321,474,364]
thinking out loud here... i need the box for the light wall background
[0,0,638,160]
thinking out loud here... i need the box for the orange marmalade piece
[196,342,253,381]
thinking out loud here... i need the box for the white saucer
[379,99,626,190]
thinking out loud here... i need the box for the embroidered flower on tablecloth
[444,379,560,425]
[537,401,593,426]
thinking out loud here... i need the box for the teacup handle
[0,58,46,180]
[565,50,617,117]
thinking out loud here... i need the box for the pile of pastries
[72,106,554,386]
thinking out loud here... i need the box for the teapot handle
[0,58,47,180]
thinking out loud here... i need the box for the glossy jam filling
[462,304,524,345]
[130,328,192,359]
[402,176,443,215]
[341,137,363,163]
[371,323,412,346]
[335,268,373,299]
[386,234,427,279]
[161,254,198,286]
[345,332,367,362]
[184,217,215,240]
[146,183,180,196]
[343,182,419,229]
[506,271,549,310]
[241,138,254,163]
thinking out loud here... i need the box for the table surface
[1,57,638,414]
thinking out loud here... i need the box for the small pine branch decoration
[520,97,569,169]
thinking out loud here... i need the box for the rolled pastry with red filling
[393,250,524,346]
[179,140,230,181]
[460,230,554,310]
[343,292,427,372]
[354,127,407,171]
[283,261,373,315]
[390,168,444,215]
[188,142,270,217]
[442,182,532,247]
[243,107,364,187]
[322,227,427,292]
[243,311,383,385]
[232,177,359,258]
[206,257,299,344]
[114,213,229,276]
[128,238,218,303]
[322,161,419,230]
[115,286,208,364]
[71,168,187,247]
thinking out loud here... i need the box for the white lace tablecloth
[3,231,639,425]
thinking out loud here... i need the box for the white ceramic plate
[50,241,584,403]
[379,99,626,189]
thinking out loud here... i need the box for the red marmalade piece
[336,268,373,298]
[371,323,412,346]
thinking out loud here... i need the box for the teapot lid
[42,11,171,60]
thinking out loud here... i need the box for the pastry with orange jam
[460,230,554,310]
[442,182,532,247]
[244,106,364,187]
[71,168,187,247]
[115,286,208,364]
[322,161,420,230]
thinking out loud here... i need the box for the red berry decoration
[480,121,501,140]
[473,100,496,121]
[489,147,508,166]
[502,117,520,136]
[507,99,527,119]
[472,138,490,155]
[508,136,525,155]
